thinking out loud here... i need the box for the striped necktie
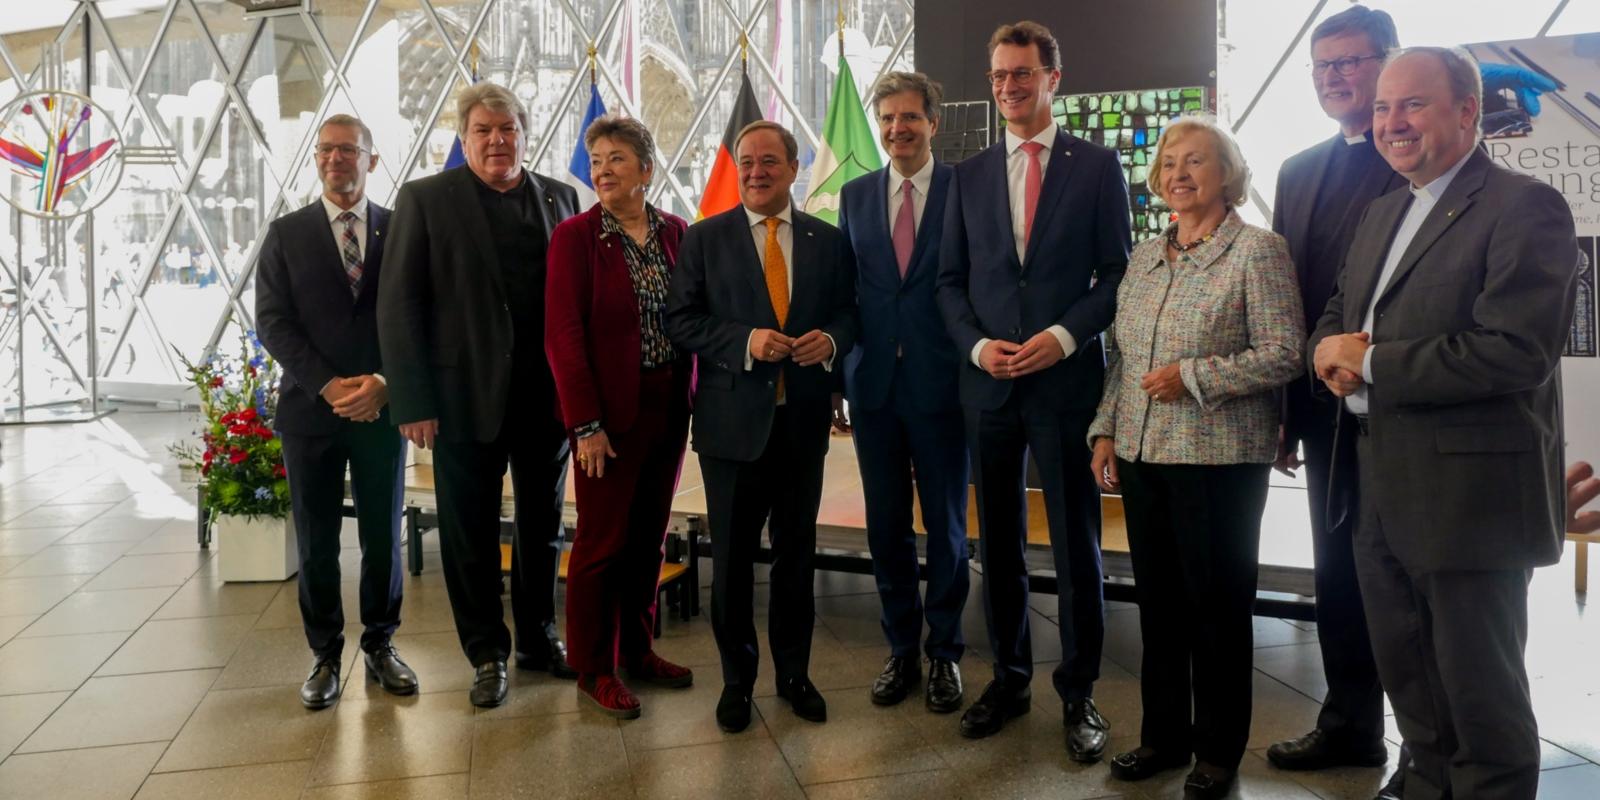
[336,210,362,298]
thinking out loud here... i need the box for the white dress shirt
[740,203,835,387]
[317,194,382,396]
[1345,148,1474,414]
[887,156,935,234]
[969,122,1076,369]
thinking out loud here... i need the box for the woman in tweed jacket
[1087,116,1304,799]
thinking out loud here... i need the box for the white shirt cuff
[970,338,992,368]
[374,373,386,385]
[821,333,836,372]
[1047,325,1077,359]
[745,331,756,371]
[1361,345,1375,384]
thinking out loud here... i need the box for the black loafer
[958,680,1030,739]
[1375,754,1408,800]
[1266,728,1388,770]
[926,658,963,714]
[300,657,341,710]
[469,660,509,708]
[1064,697,1110,763]
[514,631,579,680]
[777,677,827,722]
[1109,747,1191,781]
[1183,764,1237,800]
[716,685,752,733]
[364,645,419,695]
[870,656,920,706]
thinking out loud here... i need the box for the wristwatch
[573,420,602,439]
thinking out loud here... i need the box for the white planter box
[217,513,298,582]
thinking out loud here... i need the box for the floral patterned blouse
[600,205,678,368]
[1088,211,1304,465]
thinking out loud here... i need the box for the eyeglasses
[314,144,368,159]
[877,112,928,126]
[1311,55,1383,77]
[984,67,1051,87]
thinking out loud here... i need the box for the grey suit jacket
[1309,149,1579,571]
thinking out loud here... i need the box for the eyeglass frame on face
[1311,54,1384,77]
[877,111,928,127]
[985,66,1052,87]
[314,143,368,159]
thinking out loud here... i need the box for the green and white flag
[803,55,881,226]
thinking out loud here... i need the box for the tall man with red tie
[665,121,858,734]
[936,21,1131,758]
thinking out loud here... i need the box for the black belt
[1353,415,1371,436]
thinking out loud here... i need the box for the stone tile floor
[1,408,1597,798]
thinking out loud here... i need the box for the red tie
[892,179,915,278]
[1020,140,1045,249]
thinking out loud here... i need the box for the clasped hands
[1312,332,1371,397]
[750,328,833,366]
[322,375,387,422]
[976,332,1066,379]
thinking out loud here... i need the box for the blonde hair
[1146,114,1251,208]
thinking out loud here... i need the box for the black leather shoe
[870,656,920,706]
[1109,747,1191,781]
[716,685,752,733]
[364,645,419,695]
[777,677,827,722]
[1375,759,1407,800]
[300,657,341,710]
[926,658,963,714]
[469,661,509,708]
[958,680,1030,739]
[514,631,578,680]
[1183,763,1236,800]
[1266,729,1388,771]
[1064,697,1110,763]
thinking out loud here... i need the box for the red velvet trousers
[564,367,690,675]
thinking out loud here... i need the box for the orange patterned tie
[764,217,789,401]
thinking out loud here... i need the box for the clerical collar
[1343,129,1373,146]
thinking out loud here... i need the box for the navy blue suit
[936,129,1130,699]
[839,163,970,662]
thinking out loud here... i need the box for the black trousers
[698,406,827,690]
[280,421,407,659]
[432,410,570,667]
[1117,459,1268,770]
[1354,436,1538,800]
[967,392,1103,700]
[1301,410,1385,747]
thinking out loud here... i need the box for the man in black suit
[256,114,416,709]
[936,21,1129,758]
[665,121,858,733]
[377,84,580,708]
[1267,5,1408,781]
[1312,47,1577,798]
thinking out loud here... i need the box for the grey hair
[870,72,944,123]
[455,82,529,140]
[319,113,373,151]
[1146,114,1252,209]
[1384,46,1484,136]
[1310,5,1399,53]
[584,115,656,172]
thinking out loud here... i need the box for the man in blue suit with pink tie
[936,20,1131,759]
[836,72,969,716]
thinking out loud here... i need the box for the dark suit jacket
[838,163,959,414]
[936,130,1131,411]
[1274,134,1405,447]
[1309,150,1578,571]
[256,199,390,437]
[544,204,693,434]
[377,167,579,443]
[664,205,859,463]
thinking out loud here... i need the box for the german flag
[698,69,763,219]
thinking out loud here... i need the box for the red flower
[229,449,247,464]
[200,463,211,476]
[247,365,257,377]
[253,426,274,440]
[210,376,224,388]
[228,423,251,436]
[239,407,257,422]
[202,450,214,464]
[273,464,287,478]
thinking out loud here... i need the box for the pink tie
[892,179,915,278]
[1020,140,1045,249]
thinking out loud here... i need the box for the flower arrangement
[171,331,290,518]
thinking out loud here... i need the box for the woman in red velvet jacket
[545,115,695,718]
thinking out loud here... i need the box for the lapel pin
[1446,209,1455,217]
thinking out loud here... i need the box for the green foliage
[169,331,290,519]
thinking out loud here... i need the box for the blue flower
[253,486,272,500]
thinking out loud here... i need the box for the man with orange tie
[665,120,858,734]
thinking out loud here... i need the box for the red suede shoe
[577,674,641,719]
[628,652,695,688]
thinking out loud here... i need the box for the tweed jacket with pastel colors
[1089,211,1304,465]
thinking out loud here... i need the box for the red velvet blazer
[545,203,692,434]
